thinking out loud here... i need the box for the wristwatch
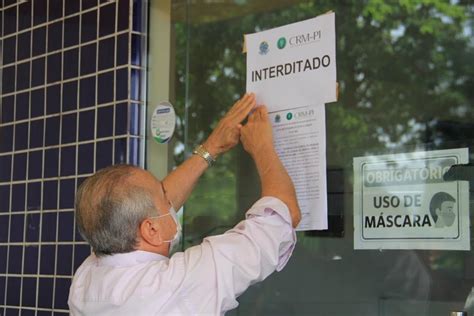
[192,144,216,166]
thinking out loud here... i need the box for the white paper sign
[245,12,336,111]
[270,104,328,230]
[245,13,336,230]
[354,148,470,250]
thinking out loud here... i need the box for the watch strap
[192,144,216,166]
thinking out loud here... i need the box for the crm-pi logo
[289,30,321,47]
[277,37,286,49]
[259,41,269,55]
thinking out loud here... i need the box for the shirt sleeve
[174,196,296,314]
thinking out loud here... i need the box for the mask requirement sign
[245,12,337,231]
[353,148,470,250]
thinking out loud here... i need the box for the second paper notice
[269,105,327,230]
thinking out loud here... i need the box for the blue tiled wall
[0,0,147,314]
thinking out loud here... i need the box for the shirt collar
[96,250,168,267]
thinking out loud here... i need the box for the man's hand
[240,105,274,159]
[241,105,301,228]
[162,93,255,210]
[203,93,256,157]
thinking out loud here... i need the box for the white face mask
[149,205,182,253]
[165,206,182,253]
[148,182,182,254]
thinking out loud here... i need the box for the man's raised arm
[162,93,256,210]
[240,106,301,228]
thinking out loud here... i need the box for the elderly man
[68,93,301,315]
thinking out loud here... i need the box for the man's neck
[136,241,170,257]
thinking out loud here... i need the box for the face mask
[149,206,182,253]
[149,182,182,254]
[166,206,182,253]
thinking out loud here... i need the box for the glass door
[166,1,474,315]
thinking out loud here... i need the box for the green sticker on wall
[151,101,176,144]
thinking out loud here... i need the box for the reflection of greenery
[171,0,473,271]
[185,151,237,219]
[430,251,464,278]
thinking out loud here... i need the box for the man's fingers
[252,105,265,121]
[248,109,257,122]
[258,105,269,120]
[245,104,269,123]
[228,93,253,115]
[233,93,255,113]
[226,98,243,116]
[229,95,256,122]
[228,93,254,114]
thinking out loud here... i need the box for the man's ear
[139,219,163,246]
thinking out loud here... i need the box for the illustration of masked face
[436,201,455,227]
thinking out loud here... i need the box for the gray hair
[75,164,157,256]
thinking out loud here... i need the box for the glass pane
[170,1,474,315]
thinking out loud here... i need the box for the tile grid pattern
[0,0,147,314]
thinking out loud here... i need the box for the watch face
[151,101,176,144]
